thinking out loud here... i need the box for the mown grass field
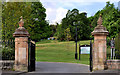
[36,40,91,65]
[36,40,111,65]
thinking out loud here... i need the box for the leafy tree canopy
[2,2,52,41]
[56,8,91,41]
[90,1,120,39]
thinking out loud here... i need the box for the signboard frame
[80,45,90,54]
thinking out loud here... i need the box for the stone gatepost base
[14,65,28,72]
[93,64,108,70]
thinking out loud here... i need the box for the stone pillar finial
[97,14,103,26]
[18,16,24,27]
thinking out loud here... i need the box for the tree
[2,2,52,41]
[29,2,52,41]
[2,2,32,40]
[58,8,91,41]
[115,32,120,59]
[55,24,65,41]
[90,1,120,39]
[64,28,72,41]
[50,24,58,37]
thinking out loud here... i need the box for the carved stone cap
[92,14,109,35]
[18,16,24,27]
[13,16,30,37]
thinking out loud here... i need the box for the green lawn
[36,40,91,65]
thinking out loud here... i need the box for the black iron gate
[90,40,93,72]
[28,39,35,72]
[79,40,93,72]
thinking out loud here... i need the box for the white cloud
[46,7,68,25]
[46,8,56,24]
[52,7,68,24]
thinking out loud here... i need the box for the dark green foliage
[2,46,15,60]
[56,9,91,41]
[90,1,120,39]
[54,24,65,40]
[2,2,31,40]
[0,40,15,60]
[2,2,52,41]
[64,28,72,41]
[29,2,52,41]
[50,25,58,37]
[115,33,120,59]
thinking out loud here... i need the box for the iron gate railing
[79,40,93,72]
[28,38,35,72]
[0,39,15,60]
[90,40,93,72]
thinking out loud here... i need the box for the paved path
[33,62,90,73]
[2,62,120,75]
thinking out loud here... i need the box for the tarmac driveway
[33,62,90,73]
[2,62,120,75]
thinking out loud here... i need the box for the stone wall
[0,60,14,70]
[107,60,120,70]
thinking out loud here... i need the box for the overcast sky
[40,0,119,25]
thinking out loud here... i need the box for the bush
[1,45,15,60]
[115,32,120,59]
[115,50,120,59]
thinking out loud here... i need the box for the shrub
[1,45,15,60]
[115,32,120,59]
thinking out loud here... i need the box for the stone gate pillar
[92,15,109,71]
[13,16,30,72]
